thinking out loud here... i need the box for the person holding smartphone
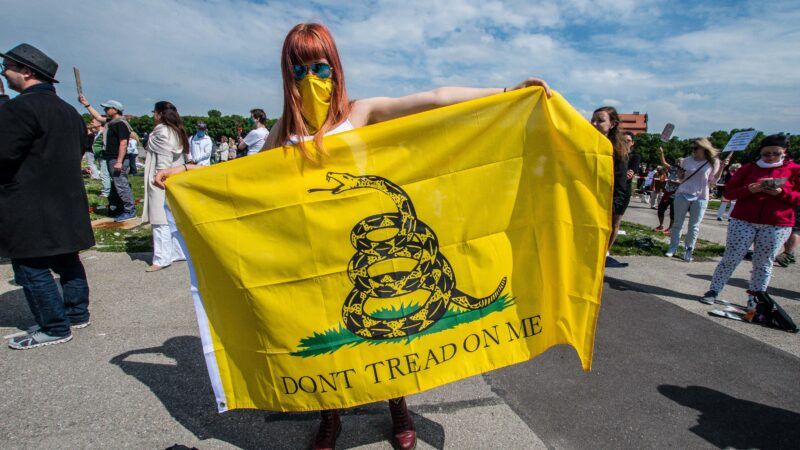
[701,134,800,306]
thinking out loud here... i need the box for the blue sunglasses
[292,63,332,81]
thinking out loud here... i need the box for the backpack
[746,292,798,333]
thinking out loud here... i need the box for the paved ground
[1,202,798,449]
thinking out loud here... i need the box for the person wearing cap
[78,95,137,220]
[189,121,213,167]
[701,134,800,306]
[0,43,95,349]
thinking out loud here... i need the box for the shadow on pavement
[659,385,800,449]
[687,274,800,301]
[111,336,445,449]
[604,276,698,302]
[125,251,152,265]
[0,287,35,330]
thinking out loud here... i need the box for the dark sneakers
[700,290,718,305]
[605,256,629,268]
[8,330,72,350]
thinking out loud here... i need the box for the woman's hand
[508,77,552,98]
[748,182,765,194]
[154,166,185,189]
[626,169,634,180]
[763,187,783,196]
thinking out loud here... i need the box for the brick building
[619,112,648,134]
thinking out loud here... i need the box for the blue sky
[2,0,798,138]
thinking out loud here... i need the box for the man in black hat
[0,43,95,349]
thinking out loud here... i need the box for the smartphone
[761,178,787,189]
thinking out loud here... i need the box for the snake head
[309,172,362,194]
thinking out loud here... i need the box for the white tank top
[288,119,354,145]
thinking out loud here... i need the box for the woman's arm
[723,164,760,200]
[351,78,551,126]
[154,163,196,189]
[78,95,106,124]
[658,147,671,170]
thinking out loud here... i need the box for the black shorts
[613,192,630,216]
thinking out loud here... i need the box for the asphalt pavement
[1,200,798,449]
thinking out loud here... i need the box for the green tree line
[84,110,796,163]
[83,110,278,140]
[634,129,800,168]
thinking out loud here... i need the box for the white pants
[710,219,792,293]
[152,224,186,267]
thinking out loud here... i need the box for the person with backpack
[665,138,723,262]
[701,134,800,317]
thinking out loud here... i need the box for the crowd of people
[590,106,799,328]
[1,23,799,449]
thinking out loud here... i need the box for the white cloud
[1,0,797,139]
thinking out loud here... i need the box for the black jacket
[0,83,95,258]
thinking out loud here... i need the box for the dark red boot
[311,409,341,450]
[388,397,416,450]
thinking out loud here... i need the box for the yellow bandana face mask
[297,74,333,134]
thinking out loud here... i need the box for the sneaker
[700,290,718,305]
[114,212,137,222]
[743,250,754,261]
[605,256,629,268]
[6,320,90,339]
[663,229,672,236]
[716,217,723,221]
[8,330,72,350]
[653,225,664,231]
[683,247,694,262]
[665,251,675,258]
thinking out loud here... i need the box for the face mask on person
[297,74,333,134]
[197,131,206,137]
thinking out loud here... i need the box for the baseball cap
[100,100,124,112]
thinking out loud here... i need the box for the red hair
[275,23,351,161]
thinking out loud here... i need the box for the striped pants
[710,219,791,294]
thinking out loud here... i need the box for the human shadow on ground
[111,336,447,449]
[687,274,800,301]
[0,287,35,330]
[659,385,800,449]
[604,276,698,302]
[125,251,152,265]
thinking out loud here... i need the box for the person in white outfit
[238,109,269,155]
[217,136,229,162]
[142,101,188,272]
[188,122,213,166]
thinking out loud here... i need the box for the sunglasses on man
[292,63,332,81]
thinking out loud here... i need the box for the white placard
[723,130,758,152]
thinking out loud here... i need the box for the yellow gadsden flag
[166,87,611,413]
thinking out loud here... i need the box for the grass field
[612,221,725,259]
[85,170,153,253]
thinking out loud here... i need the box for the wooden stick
[73,67,83,95]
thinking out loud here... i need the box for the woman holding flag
[157,22,551,449]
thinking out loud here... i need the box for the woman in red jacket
[701,134,800,305]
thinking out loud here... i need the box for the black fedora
[0,43,59,83]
